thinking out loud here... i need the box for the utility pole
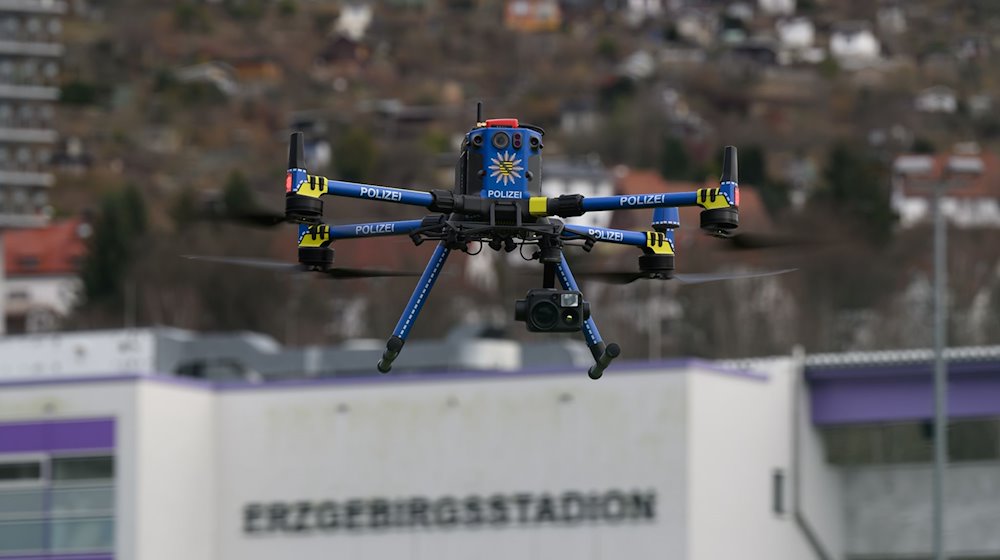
[897,153,983,560]
[931,172,947,560]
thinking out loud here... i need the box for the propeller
[573,268,797,285]
[214,209,290,227]
[709,231,826,251]
[182,255,421,279]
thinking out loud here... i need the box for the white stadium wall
[215,370,691,559]
[134,381,217,560]
[0,360,844,560]
[0,380,141,558]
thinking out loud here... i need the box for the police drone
[187,104,793,379]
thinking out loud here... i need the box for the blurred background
[1,0,1000,559]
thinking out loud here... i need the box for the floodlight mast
[281,119,741,378]
[896,154,983,560]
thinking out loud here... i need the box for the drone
[189,104,793,379]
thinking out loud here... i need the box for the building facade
[1,330,1000,560]
[0,0,63,227]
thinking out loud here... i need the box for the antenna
[476,101,483,123]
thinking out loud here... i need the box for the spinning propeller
[181,255,420,279]
[709,231,827,251]
[572,268,797,285]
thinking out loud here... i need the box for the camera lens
[529,301,559,330]
[471,134,484,147]
[492,132,510,149]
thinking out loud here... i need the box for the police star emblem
[488,151,523,187]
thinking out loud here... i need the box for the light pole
[897,153,982,560]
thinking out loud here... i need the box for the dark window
[17,255,40,269]
[0,461,42,482]
[51,456,113,481]
[772,469,785,514]
[824,419,1000,465]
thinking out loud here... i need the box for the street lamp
[894,153,983,560]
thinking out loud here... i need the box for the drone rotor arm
[323,219,427,241]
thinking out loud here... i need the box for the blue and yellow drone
[190,105,791,379]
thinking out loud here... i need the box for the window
[772,469,785,514]
[824,419,1000,465]
[0,454,114,555]
[0,461,41,482]
[52,456,114,481]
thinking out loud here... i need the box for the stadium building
[1,328,999,560]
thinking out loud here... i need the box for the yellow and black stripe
[296,175,329,199]
[696,188,731,210]
[298,224,331,248]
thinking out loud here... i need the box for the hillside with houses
[7,0,1000,357]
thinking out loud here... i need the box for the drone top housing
[455,118,544,200]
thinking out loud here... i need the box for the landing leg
[377,242,451,373]
[555,254,620,379]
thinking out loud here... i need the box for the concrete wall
[0,379,140,559]
[844,461,1000,558]
[796,358,844,560]
[134,381,218,560]
[686,359,819,560]
[215,369,690,560]
[0,330,156,379]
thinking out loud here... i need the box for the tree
[333,127,378,182]
[659,136,691,180]
[222,170,255,214]
[80,184,148,305]
[818,142,896,243]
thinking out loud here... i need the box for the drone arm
[527,183,737,217]
[290,174,437,208]
[561,224,674,254]
[377,242,451,373]
[561,224,649,248]
[555,254,620,379]
[324,219,426,240]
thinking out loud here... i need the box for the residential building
[504,0,561,33]
[0,0,64,227]
[2,217,87,333]
[829,22,881,69]
[758,0,794,16]
[915,85,958,114]
[776,17,814,50]
[892,151,1000,228]
[541,157,615,228]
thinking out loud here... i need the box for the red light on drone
[734,186,740,208]
[285,173,292,193]
[485,118,519,128]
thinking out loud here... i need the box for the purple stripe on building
[0,555,113,560]
[0,418,115,453]
[807,360,1000,425]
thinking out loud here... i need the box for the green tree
[659,136,691,181]
[819,143,895,243]
[334,127,378,182]
[222,170,255,214]
[80,185,148,304]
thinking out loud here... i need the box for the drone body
[195,105,766,378]
[275,106,746,378]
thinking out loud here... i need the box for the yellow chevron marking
[645,232,673,255]
[696,188,731,210]
[296,175,329,199]
[298,224,331,248]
